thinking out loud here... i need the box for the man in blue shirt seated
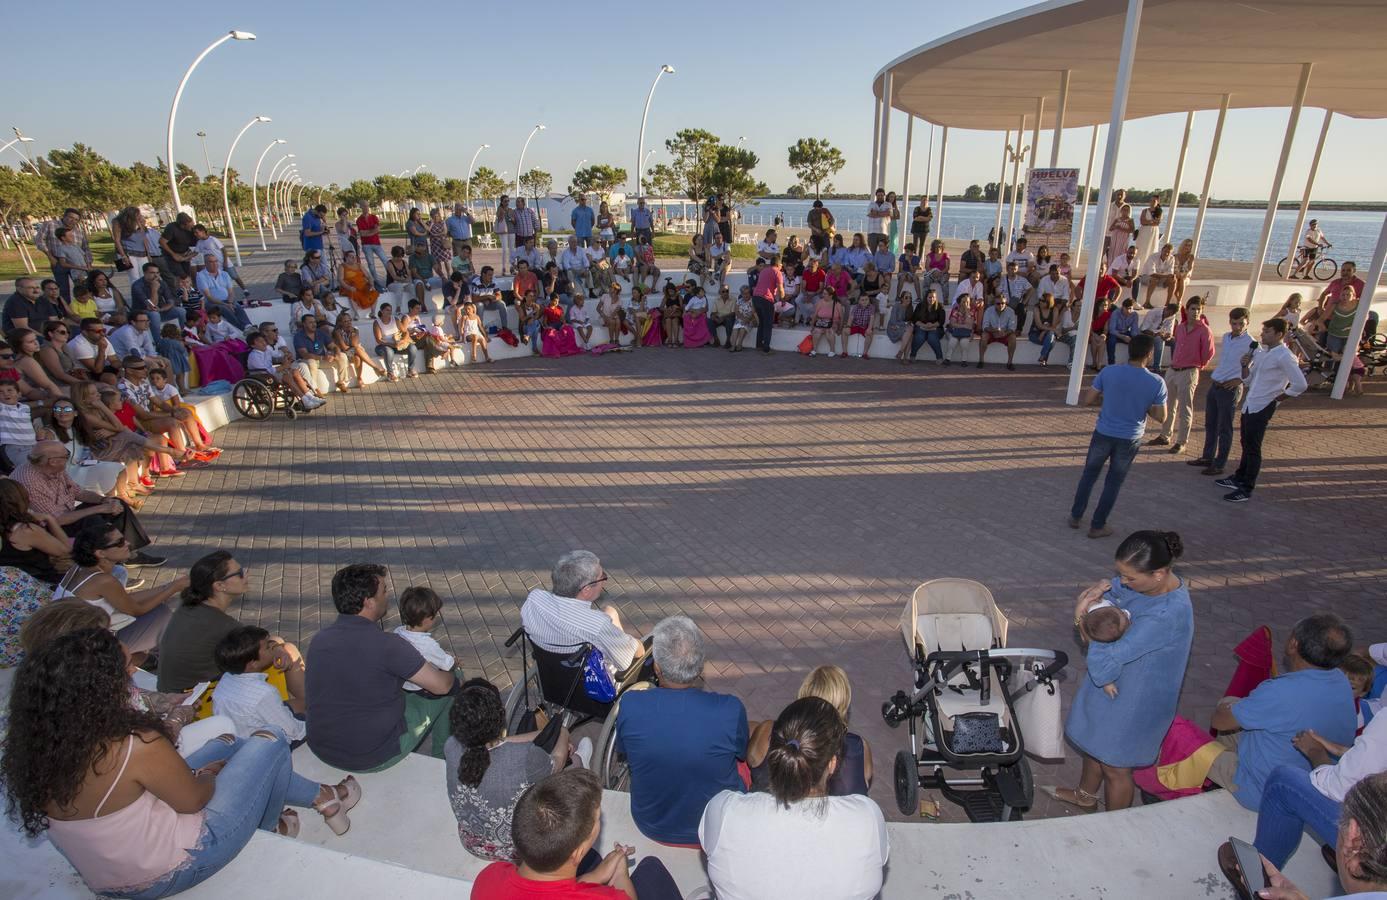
[615,615,747,846]
[1069,334,1168,538]
[1209,613,1357,811]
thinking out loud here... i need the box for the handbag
[114,257,134,272]
[797,335,814,354]
[583,647,618,703]
[950,711,1004,753]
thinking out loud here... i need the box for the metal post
[220,116,268,268]
[1007,115,1026,249]
[1164,111,1195,247]
[877,72,894,190]
[635,65,674,196]
[1330,215,1387,399]
[935,126,949,238]
[1245,62,1313,307]
[1066,0,1145,406]
[251,139,284,251]
[993,129,1009,249]
[1191,94,1230,260]
[1286,109,1334,280]
[901,115,914,224]
[1022,96,1044,220]
[1074,125,1100,264]
[870,88,882,189]
[1050,70,1070,167]
[166,31,254,213]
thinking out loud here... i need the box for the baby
[1081,596,1131,699]
[393,586,457,696]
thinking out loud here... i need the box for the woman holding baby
[1048,530,1194,812]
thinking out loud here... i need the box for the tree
[442,178,467,202]
[373,174,411,209]
[662,129,721,203]
[410,171,444,207]
[46,144,130,214]
[786,138,845,200]
[568,164,626,202]
[963,184,984,201]
[785,185,805,197]
[708,146,764,211]
[467,167,506,228]
[518,169,552,208]
[644,163,681,200]
[337,179,379,208]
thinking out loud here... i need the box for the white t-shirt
[866,201,890,234]
[756,240,780,260]
[1141,254,1175,277]
[1006,251,1036,275]
[151,383,180,404]
[195,236,226,268]
[392,626,455,691]
[66,333,103,362]
[701,791,889,900]
[1109,255,1140,280]
[568,303,592,325]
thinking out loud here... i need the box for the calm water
[678,199,1383,266]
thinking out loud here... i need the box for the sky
[5,0,1383,201]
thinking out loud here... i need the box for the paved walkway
[135,340,1385,823]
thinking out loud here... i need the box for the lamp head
[230,31,256,40]
[196,130,207,137]
[482,143,491,149]
[274,139,286,145]
[536,124,546,131]
[254,116,271,123]
[662,65,675,73]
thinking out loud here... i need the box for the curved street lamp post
[166,30,255,212]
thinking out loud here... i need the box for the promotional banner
[1023,168,1079,257]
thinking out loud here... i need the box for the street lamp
[166,29,255,212]
[271,167,296,229]
[412,164,428,175]
[251,138,286,250]
[736,136,747,148]
[264,153,294,238]
[636,64,674,197]
[196,130,213,177]
[275,169,298,224]
[282,176,301,220]
[220,115,269,267]
[515,125,545,197]
[465,143,489,207]
[3,129,43,176]
[294,181,312,212]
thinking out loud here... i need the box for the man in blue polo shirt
[630,198,654,244]
[445,202,474,257]
[1069,334,1167,538]
[571,194,596,247]
[301,204,327,253]
[615,615,746,845]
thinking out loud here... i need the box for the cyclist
[1290,219,1330,279]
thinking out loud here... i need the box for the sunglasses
[101,536,129,550]
[579,575,609,591]
[222,567,247,580]
[0,354,13,360]
[52,405,75,413]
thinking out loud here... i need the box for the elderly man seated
[109,311,170,374]
[614,615,748,846]
[560,236,595,300]
[521,550,646,677]
[1209,613,1357,810]
[9,439,165,566]
[306,563,458,772]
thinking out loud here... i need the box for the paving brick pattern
[134,336,1386,823]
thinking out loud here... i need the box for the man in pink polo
[751,253,784,354]
[1149,295,1214,455]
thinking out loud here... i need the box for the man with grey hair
[613,615,748,845]
[520,550,644,674]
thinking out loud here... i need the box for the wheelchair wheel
[893,748,920,817]
[994,757,1034,817]
[232,379,274,421]
[284,406,298,421]
[595,682,652,790]
[503,667,543,736]
[1314,256,1338,281]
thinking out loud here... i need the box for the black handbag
[950,712,1004,753]
[114,257,134,272]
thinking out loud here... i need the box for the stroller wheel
[894,749,920,817]
[995,757,1034,814]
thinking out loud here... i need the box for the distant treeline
[759,190,1385,211]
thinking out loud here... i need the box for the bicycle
[1276,242,1337,281]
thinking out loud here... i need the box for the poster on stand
[1023,168,1079,257]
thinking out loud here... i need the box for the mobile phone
[1229,836,1268,895]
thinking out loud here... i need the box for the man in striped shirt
[521,550,645,674]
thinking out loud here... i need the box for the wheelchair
[231,373,310,421]
[503,628,654,789]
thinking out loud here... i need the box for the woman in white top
[54,521,189,656]
[1135,200,1163,268]
[700,696,889,900]
[87,271,128,322]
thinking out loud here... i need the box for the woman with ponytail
[1050,529,1194,813]
[444,678,577,862]
[700,696,889,900]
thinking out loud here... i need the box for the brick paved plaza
[139,331,1383,822]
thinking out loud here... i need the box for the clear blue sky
[5,0,1382,200]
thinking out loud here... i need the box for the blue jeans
[152,305,189,332]
[911,327,942,360]
[1105,333,1132,366]
[1149,336,1167,370]
[1070,431,1141,529]
[206,300,251,331]
[123,729,320,900]
[1030,329,1055,361]
[361,244,390,289]
[1254,765,1341,868]
[52,263,74,303]
[524,321,541,348]
[374,343,421,375]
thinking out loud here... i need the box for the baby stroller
[881,578,1068,822]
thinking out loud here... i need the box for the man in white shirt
[520,550,646,677]
[1291,219,1329,280]
[1036,263,1071,304]
[194,254,252,329]
[1216,317,1307,502]
[998,261,1031,328]
[1189,308,1253,476]
[67,318,121,378]
[210,624,307,741]
[865,188,891,253]
[952,270,985,304]
[1005,237,1037,282]
[560,236,595,299]
[1108,246,1140,302]
[1138,300,1178,372]
[1140,243,1176,308]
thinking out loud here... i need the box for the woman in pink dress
[681,287,711,349]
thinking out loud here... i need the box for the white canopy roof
[874,0,1387,130]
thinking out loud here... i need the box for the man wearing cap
[1291,219,1329,280]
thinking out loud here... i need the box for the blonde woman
[1172,238,1196,303]
[745,665,873,796]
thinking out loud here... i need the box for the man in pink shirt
[1149,295,1215,454]
[752,253,784,353]
[1317,261,1365,314]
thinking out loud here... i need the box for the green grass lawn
[652,235,756,260]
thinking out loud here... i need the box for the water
[678,199,1383,267]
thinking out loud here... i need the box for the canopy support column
[1066,0,1145,406]
[1051,69,1070,167]
[1007,114,1026,251]
[877,72,894,190]
[992,129,1009,249]
[1191,93,1230,259]
[870,88,882,189]
[935,126,949,238]
[901,115,914,228]
[1286,109,1334,280]
[1330,215,1387,399]
[1245,62,1313,308]
[1074,124,1099,264]
[1022,96,1044,221]
[1164,111,1195,247]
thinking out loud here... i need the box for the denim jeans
[1253,765,1341,868]
[52,263,74,303]
[1148,336,1167,370]
[1070,431,1141,529]
[374,343,421,376]
[124,729,319,900]
[1105,332,1132,366]
[910,327,942,360]
[1030,329,1055,361]
[361,244,391,288]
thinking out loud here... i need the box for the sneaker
[1214,477,1243,490]
[574,737,593,770]
[127,552,167,568]
[1186,458,1212,467]
[302,395,325,410]
[1006,363,1016,371]
[1224,490,1251,503]
[1146,436,1171,447]
[1067,516,1083,529]
[1201,466,1225,476]
[1168,443,1184,454]
[1087,525,1114,539]
[138,476,155,488]
[159,468,187,478]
